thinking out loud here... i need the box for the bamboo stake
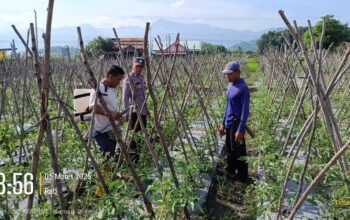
[183,65,216,162]
[77,26,155,217]
[154,39,197,152]
[275,107,318,219]
[286,108,314,158]
[25,22,48,220]
[143,27,191,219]
[288,139,350,220]
[293,100,318,207]
[279,10,348,177]
[11,25,33,58]
[112,28,162,176]
[41,1,68,218]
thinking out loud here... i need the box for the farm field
[1,1,350,220]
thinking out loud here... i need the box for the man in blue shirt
[219,61,250,182]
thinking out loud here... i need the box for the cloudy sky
[1,0,350,50]
[1,0,349,31]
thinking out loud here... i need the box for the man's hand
[124,115,129,122]
[218,124,225,137]
[235,132,244,143]
[112,112,122,121]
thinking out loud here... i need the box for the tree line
[257,15,350,54]
[84,38,234,56]
[84,15,350,56]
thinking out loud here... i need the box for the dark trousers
[225,124,248,182]
[129,112,147,162]
[94,131,117,161]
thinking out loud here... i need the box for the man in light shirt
[89,65,124,160]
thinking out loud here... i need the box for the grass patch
[246,57,259,73]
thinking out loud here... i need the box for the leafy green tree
[256,28,307,54]
[85,36,114,57]
[256,31,284,54]
[201,42,227,54]
[303,15,350,49]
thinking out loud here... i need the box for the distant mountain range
[231,40,258,51]
[1,19,283,52]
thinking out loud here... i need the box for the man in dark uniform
[219,61,250,182]
[122,57,150,162]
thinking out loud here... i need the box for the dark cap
[133,57,145,66]
[222,61,240,74]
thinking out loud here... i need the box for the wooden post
[288,139,350,220]
[77,27,155,217]
[143,25,191,219]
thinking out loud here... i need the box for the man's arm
[88,105,106,116]
[89,105,121,121]
[219,98,228,136]
[238,87,250,134]
[122,80,131,110]
[122,79,131,121]
[222,101,228,126]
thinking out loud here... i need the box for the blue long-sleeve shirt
[223,78,250,133]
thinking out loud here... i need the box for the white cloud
[171,0,185,10]
[89,16,146,28]
[90,16,110,28]
[111,18,147,28]
[193,19,205,24]
[0,12,39,27]
[2,0,347,34]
